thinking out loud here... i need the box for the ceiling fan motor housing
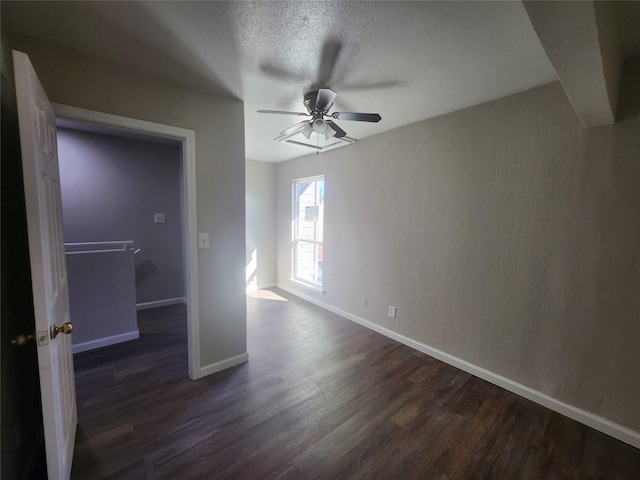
[304,90,331,115]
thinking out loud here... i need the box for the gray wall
[276,81,640,433]
[13,36,247,371]
[66,249,138,348]
[245,159,276,290]
[58,128,184,305]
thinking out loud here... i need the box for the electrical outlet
[154,213,166,224]
[388,306,396,318]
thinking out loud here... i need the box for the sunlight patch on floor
[247,290,288,301]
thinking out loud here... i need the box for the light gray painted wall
[13,37,247,369]
[245,159,277,289]
[58,128,184,305]
[276,81,640,433]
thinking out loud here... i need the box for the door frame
[53,103,202,379]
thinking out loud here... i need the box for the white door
[13,50,77,480]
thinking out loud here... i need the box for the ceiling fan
[258,88,381,143]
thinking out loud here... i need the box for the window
[293,176,324,287]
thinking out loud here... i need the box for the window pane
[293,176,324,286]
[295,240,323,284]
[295,180,323,242]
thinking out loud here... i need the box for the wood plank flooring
[71,289,640,479]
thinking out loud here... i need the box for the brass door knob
[51,322,73,339]
[12,333,35,346]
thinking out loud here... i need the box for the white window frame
[292,175,324,289]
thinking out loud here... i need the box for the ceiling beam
[523,1,622,127]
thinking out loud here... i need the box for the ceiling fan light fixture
[324,126,336,140]
[302,123,313,139]
[312,118,327,134]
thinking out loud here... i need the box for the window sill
[290,278,324,294]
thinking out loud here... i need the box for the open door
[13,50,77,480]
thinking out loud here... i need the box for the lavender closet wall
[57,127,185,307]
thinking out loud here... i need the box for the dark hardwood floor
[71,289,640,479]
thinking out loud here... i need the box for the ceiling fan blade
[340,80,403,92]
[259,63,310,84]
[258,110,309,116]
[316,40,342,88]
[279,120,312,137]
[326,120,347,138]
[331,112,382,122]
[315,89,337,112]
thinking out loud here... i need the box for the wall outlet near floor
[388,306,396,318]
[154,213,166,224]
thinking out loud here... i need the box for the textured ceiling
[2,1,638,162]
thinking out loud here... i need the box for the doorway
[57,123,184,353]
[53,104,201,379]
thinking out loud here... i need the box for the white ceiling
[3,1,639,162]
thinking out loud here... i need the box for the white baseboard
[72,330,139,354]
[197,352,249,379]
[277,282,640,449]
[246,282,277,293]
[136,297,186,311]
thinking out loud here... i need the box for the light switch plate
[198,232,210,248]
